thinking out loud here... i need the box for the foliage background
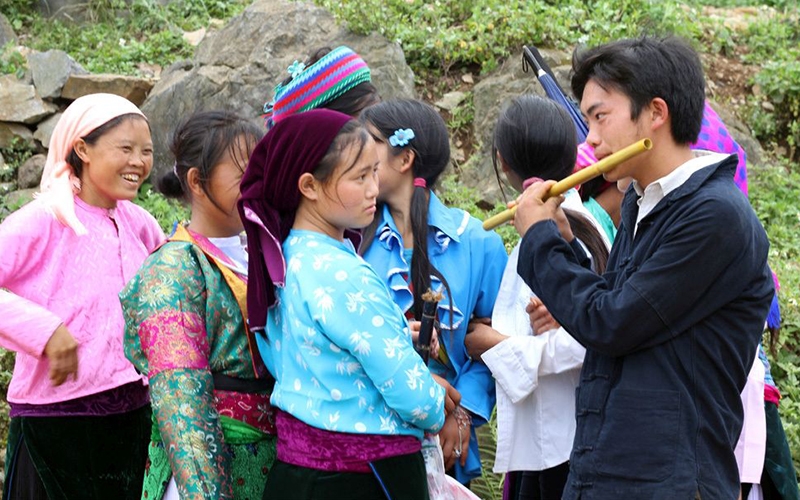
[1,0,799,495]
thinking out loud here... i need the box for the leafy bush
[7,0,250,76]
[739,10,800,160]
[749,159,800,467]
[132,182,190,233]
[752,56,800,160]
[315,0,701,74]
[0,45,27,78]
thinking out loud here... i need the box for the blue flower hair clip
[389,128,415,147]
[287,60,306,79]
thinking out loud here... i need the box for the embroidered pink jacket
[0,196,164,404]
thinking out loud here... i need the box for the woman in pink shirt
[0,93,164,500]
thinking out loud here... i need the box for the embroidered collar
[371,192,466,333]
[376,192,468,255]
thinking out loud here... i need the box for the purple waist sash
[275,410,421,473]
[9,381,149,417]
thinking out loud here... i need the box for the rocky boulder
[17,154,47,190]
[142,0,416,180]
[33,113,62,149]
[61,74,155,105]
[28,50,88,99]
[0,123,34,149]
[461,54,564,203]
[0,13,17,47]
[0,75,57,124]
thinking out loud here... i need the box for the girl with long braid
[360,99,508,484]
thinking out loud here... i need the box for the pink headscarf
[38,93,146,235]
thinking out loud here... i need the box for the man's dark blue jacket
[518,155,773,499]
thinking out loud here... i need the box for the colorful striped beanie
[263,46,371,128]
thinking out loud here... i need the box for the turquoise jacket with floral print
[261,229,445,439]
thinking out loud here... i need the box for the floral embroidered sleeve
[309,259,446,433]
[122,243,233,499]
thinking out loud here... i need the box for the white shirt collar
[633,151,728,234]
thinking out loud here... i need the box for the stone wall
[0,3,766,214]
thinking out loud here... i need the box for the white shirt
[482,190,606,472]
[208,233,248,275]
[633,151,728,235]
[736,352,767,484]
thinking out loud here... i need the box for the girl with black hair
[360,99,508,485]
[120,111,276,499]
[464,94,610,500]
[238,109,453,500]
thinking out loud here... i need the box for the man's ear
[398,148,416,174]
[298,172,320,200]
[649,97,669,132]
[185,167,205,198]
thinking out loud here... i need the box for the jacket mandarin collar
[622,153,738,238]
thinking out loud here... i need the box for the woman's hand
[438,407,471,469]
[408,320,440,359]
[525,298,560,334]
[438,406,472,469]
[432,373,461,415]
[44,324,79,386]
[465,319,508,359]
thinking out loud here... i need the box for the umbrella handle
[522,46,545,74]
[482,138,653,231]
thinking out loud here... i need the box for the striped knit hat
[263,46,371,128]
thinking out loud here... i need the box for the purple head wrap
[238,109,354,331]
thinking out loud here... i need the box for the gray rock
[0,122,34,149]
[61,74,156,105]
[1,188,36,213]
[465,58,546,203]
[28,50,88,99]
[33,113,62,149]
[142,0,416,180]
[708,99,765,168]
[0,13,17,47]
[0,75,57,124]
[17,154,47,189]
[435,91,467,112]
[36,0,90,19]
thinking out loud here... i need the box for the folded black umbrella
[523,45,589,143]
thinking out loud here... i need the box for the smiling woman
[68,115,153,209]
[0,93,165,500]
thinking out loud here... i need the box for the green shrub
[132,182,190,233]
[10,0,250,76]
[752,55,800,160]
[749,159,800,469]
[0,45,27,78]
[314,0,701,74]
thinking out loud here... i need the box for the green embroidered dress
[121,226,276,499]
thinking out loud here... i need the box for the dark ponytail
[493,94,609,269]
[162,110,264,206]
[157,168,184,199]
[565,210,608,273]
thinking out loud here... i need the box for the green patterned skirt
[143,415,277,500]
